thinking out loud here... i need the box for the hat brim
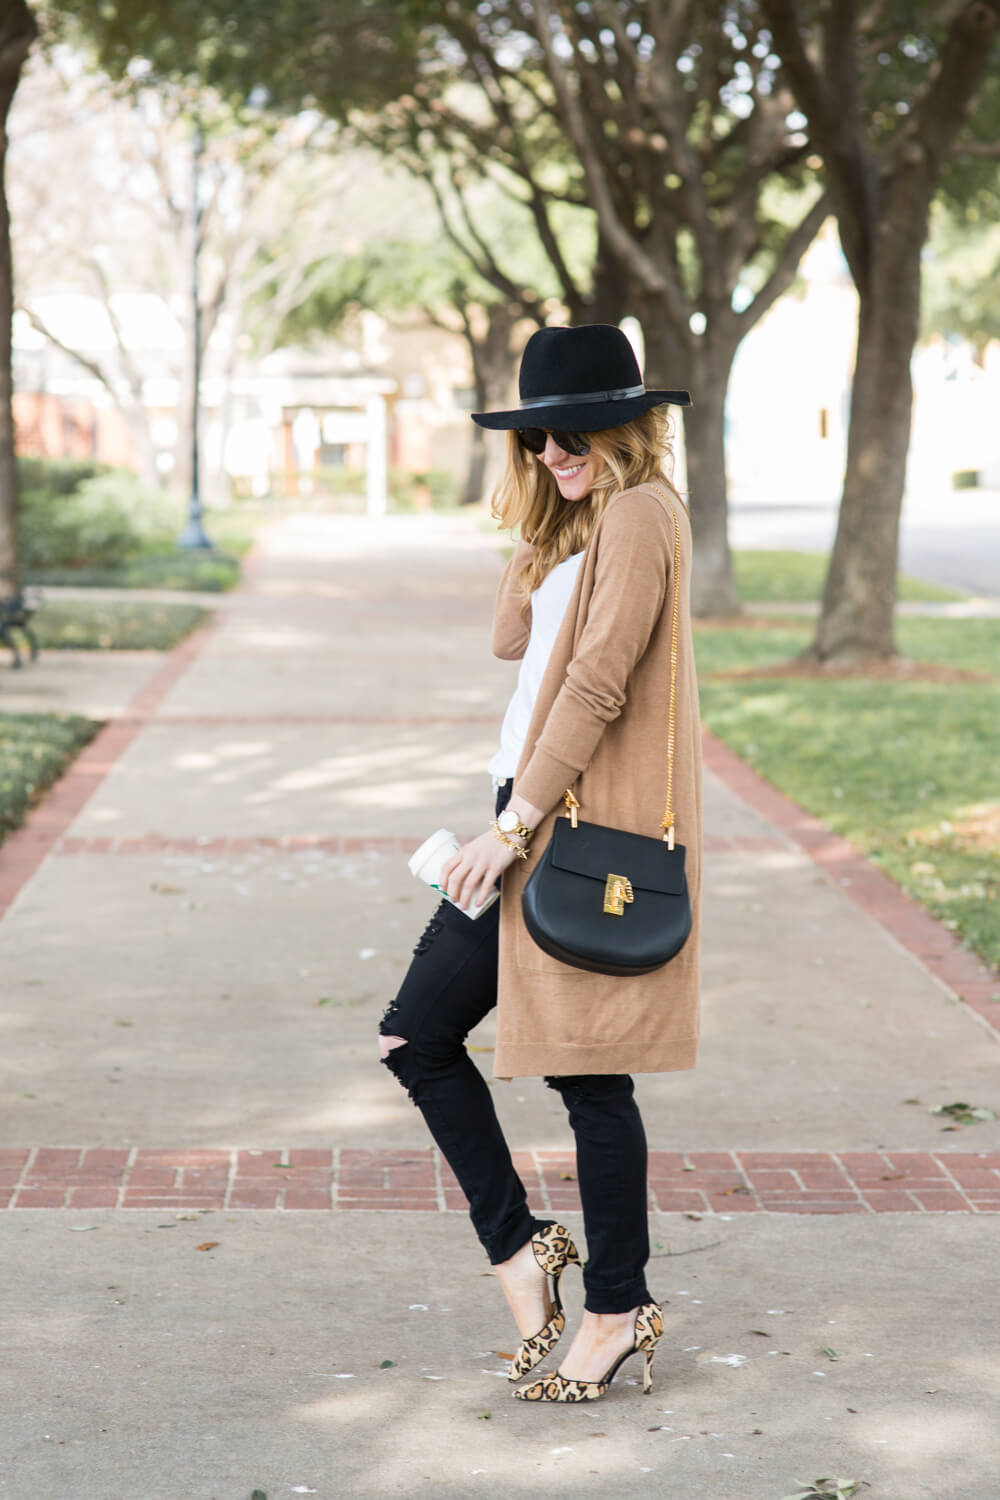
[471,389,691,431]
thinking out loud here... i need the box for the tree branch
[19,306,124,404]
[735,190,832,336]
[911,0,1000,167]
[760,0,875,288]
[530,0,689,332]
[86,254,151,406]
[467,49,586,311]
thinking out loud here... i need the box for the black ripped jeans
[379,785,651,1315]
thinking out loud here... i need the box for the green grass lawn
[695,617,1000,975]
[0,713,101,843]
[493,542,968,605]
[732,549,964,603]
[27,546,242,593]
[29,599,209,651]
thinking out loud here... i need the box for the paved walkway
[1,512,998,1499]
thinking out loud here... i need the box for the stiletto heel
[507,1223,582,1380]
[514,1301,663,1403]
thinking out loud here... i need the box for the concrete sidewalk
[1,510,998,1500]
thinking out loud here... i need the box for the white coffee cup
[408,828,500,920]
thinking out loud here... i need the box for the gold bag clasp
[603,873,634,917]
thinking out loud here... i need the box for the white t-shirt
[488,549,585,781]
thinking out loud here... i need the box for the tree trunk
[0,0,36,600]
[461,302,522,506]
[122,402,163,495]
[462,418,488,509]
[643,306,739,617]
[683,368,740,618]
[810,192,930,662]
[578,230,631,327]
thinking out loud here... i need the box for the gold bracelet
[491,822,530,860]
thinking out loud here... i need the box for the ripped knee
[378,1031,422,1103]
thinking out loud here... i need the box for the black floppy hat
[471,323,691,432]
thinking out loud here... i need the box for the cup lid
[407,828,458,877]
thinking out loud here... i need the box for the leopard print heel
[507,1223,582,1381]
[513,1300,664,1402]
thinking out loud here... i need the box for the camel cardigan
[492,479,702,1079]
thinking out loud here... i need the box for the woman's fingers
[438,832,511,910]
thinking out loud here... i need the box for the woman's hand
[438,830,523,913]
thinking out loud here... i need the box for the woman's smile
[540,436,606,498]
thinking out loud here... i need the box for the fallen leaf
[931,1100,997,1126]
[195,1241,218,1252]
[822,1346,840,1361]
[478,1411,491,1420]
[379,1360,395,1369]
[68,1225,99,1233]
[467,1045,494,1053]
[560,1172,576,1181]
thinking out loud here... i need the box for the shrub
[19,462,177,571]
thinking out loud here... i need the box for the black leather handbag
[521,486,691,977]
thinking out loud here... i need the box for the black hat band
[518,382,646,409]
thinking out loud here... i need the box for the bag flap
[548,817,687,896]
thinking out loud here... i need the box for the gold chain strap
[562,480,683,848]
[650,483,681,848]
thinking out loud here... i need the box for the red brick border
[1,1148,997,1214]
[701,727,1000,1038]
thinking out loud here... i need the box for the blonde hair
[491,406,680,604]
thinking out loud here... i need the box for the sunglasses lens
[516,428,590,457]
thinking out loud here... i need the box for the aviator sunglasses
[516,427,591,458]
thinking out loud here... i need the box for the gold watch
[496,808,533,842]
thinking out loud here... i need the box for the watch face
[498,809,519,833]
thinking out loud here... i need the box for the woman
[379,323,702,1403]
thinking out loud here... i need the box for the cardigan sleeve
[515,492,674,812]
[492,538,534,660]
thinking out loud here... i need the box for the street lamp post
[178,123,212,550]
